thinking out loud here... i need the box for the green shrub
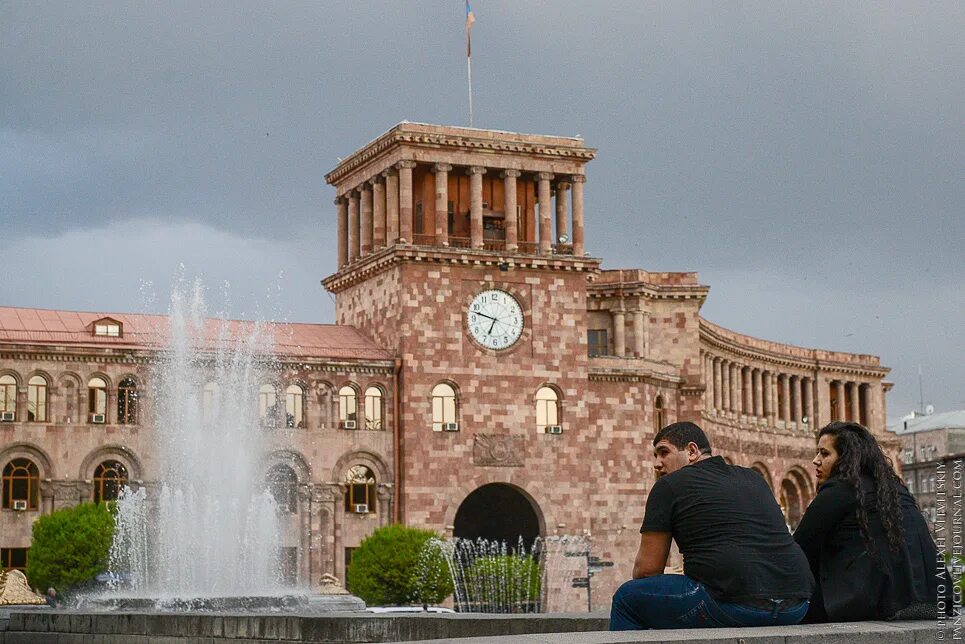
[25,502,114,592]
[463,555,541,612]
[346,524,452,606]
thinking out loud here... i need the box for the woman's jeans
[610,574,809,630]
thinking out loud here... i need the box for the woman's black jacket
[793,474,940,622]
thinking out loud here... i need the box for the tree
[346,524,452,606]
[25,502,114,592]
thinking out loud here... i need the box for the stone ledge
[398,620,938,644]
[0,611,941,643]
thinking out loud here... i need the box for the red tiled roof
[0,306,392,362]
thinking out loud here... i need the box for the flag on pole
[465,0,475,58]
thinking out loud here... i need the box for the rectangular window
[279,547,297,586]
[414,202,424,235]
[345,547,357,592]
[587,329,608,357]
[94,323,121,337]
[1,547,28,572]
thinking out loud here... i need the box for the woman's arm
[794,479,856,562]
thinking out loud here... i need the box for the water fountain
[420,535,591,614]
[94,279,360,611]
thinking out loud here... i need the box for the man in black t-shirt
[610,422,814,630]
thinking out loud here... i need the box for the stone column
[713,358,722,410]
[612,309,626,358]
[704,355,714,412]
[434,163,452,246]
[802,377,813,426]
[398,161,416,243]
[469,166,486,249]
[555,180,570,244]
[792,376,803,424]
[632,309,645,358]
[733,365,743,414]
[721,361,731,412]
[835,380,846,421]
[372,178,385,250]
[753,369,763,418]
[849,382,861,423]
[360,183,373,255]
[384,168,399,244]
[571,175,585,256]
[503,170,520,252]
[743,368,753,415]
[763,371,772,421]
[538,172,554,254]
[336,197,348,267]
[781,375,791,422]
[347,191,360,262]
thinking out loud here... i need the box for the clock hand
[488,318,497,334]
[474,312,498,322]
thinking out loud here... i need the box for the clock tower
[322,124,602,562]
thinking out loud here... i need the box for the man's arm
[632,531,672,579]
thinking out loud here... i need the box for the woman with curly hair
[793,421,943,622]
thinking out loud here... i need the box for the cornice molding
[322,245,602,293]
[326,128,597,185]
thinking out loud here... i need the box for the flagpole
[467,54,474,128]
[465,0,475,128]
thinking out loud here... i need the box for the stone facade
[0,122,892,611]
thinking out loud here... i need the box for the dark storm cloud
[1,1,962,414]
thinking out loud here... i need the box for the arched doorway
[453,483,541,548]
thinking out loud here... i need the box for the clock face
[467,289,524,351]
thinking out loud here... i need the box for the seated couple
[610,421,944,630]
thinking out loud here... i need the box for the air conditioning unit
[0,411,14,422]
[547,425,563,435]
[442,422,459,432]
[342,420,357,430]
[12,500,27,511]
[91,413,106,424]
[353,503,369,514]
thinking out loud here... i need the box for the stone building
[891,410,965,532]
[0,122,891,609]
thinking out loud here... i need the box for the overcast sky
[1,2,962,418]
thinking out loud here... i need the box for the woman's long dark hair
[819,421,905,555]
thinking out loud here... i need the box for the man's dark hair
[652,421,712,455]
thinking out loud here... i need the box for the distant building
[890,410,965,532]
[0,122,893,609]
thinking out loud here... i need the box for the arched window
[2,459,39,510]
[88,377,108,420]
[654,395,666,431]
[202,382,220,422]
[431,383,458,431]
[535,386,560,432]
[93,461,129,503]
[344,465,375,513]
[117,378,138,425]
[339,385,358,428]
[0,375,17,420]
[27,376,48,422]
[285,385,305,428]
[266,464,298,513]
[259,384,277,426]
[364,387,383,430]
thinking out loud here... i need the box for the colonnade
[703,355,876,430]
[702,354,816,429]
[607,308,649,358]
[828,379,871,426]
[335,161,586,267]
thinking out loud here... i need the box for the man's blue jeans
[610,574,809,630]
